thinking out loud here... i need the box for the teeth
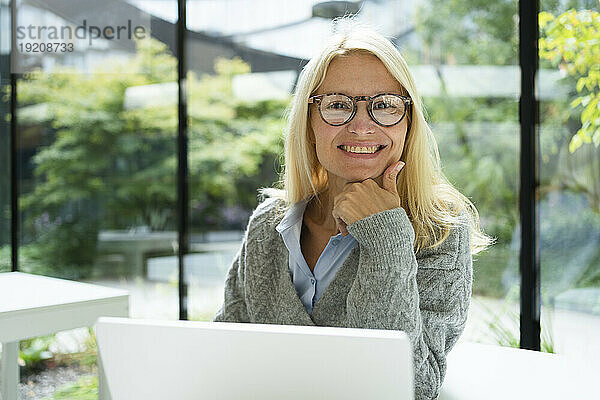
[340,145,381,154]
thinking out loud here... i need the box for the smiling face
[309,52,409,184]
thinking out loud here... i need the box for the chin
[344,172,374,182]
[324,163,379,183]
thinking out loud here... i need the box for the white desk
[0,272,129,400]
[440,342,598,400]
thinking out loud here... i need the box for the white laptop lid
[95,317,413,400]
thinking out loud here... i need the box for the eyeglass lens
[319,94,407,126]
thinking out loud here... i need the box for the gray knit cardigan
[214,196,473,400]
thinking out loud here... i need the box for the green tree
[416,0,600,298]
[13,37,287,278]
[540,7,600,152]
[186,58,286,231]
[416,0,596,65]
[416,0,518,65]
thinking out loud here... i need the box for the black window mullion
[177,0,189,321]
[519,0,541,351]
[10,0,18,273]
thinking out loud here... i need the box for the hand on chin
[332,161,405,236]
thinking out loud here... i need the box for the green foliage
[433,118,520,244]
[18,328,98,384]
[416,0,595,65]
[0,246,10,272]
[417,0,600,301]
[18,38,178,229]
[485,309,555,353]
[481,287,555,353]
[19,336,55,372]
[14,36,287,277]
[416,0,518,65]
[51,327,99,369]
[540,7,600,152]
[42,375,98,400]
[186,62,287,231]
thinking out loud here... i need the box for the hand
[332,161,405,236]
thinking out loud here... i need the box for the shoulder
[448,210,471,248]
[416,210,471,261]
[246,196,288,233]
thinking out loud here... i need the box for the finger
[332,209,349,236]
[339,220,348,236]
[382,161,405,195]
[335,215,348,236]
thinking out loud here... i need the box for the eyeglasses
[308,93,412,127]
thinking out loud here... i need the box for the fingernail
[395,162,405,172]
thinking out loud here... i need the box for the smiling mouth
[337,144,387,154]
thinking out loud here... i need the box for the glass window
[539,0,600,358]
[415,0,521,347]
[184,2,290,320]
[1,0,10,272]
[182,1,521,344]
[15,0,178,319]
[183,0,414,321]
[10,0,177,397]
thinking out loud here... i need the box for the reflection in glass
[184,55,287,320]
[11,0,179,396]
[183,1,401,321]
[14,0,178,317]
[0,0,10,272]
[417,0,521,347]
[539,3,600,359]
[182,2,526,349]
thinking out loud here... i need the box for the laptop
[95,317,414,400]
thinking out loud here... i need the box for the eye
[326,101,352,110]
[373,100,396,110]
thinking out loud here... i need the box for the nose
[347,101,375,134]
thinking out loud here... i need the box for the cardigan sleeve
[213,234,251,323]
[213,197,281,323]
[345,206,472,400]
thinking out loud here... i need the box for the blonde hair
[260,19,494,255]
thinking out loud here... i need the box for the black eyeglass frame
[308,92,412,127]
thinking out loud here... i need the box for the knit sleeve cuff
[346,206,415,254]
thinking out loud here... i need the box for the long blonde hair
[260,19,494,255]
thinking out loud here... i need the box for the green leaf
[569,132,583,153]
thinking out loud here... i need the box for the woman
[214,20,493,400]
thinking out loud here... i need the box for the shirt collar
[275,197,311,234]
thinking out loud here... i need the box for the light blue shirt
[275,197,358,315]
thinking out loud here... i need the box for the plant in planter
[19,336,55,376]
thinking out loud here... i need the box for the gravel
[18,365,96,400]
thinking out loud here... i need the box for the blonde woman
[214,20,493,400]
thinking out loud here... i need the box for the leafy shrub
[19,336,55,375]
[13,38,287,279]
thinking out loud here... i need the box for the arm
[213,233,250,323]
[345,206,472,400]
[213,197,281,323]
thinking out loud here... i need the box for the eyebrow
[314,85,406,95]
[311,91,406,97]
